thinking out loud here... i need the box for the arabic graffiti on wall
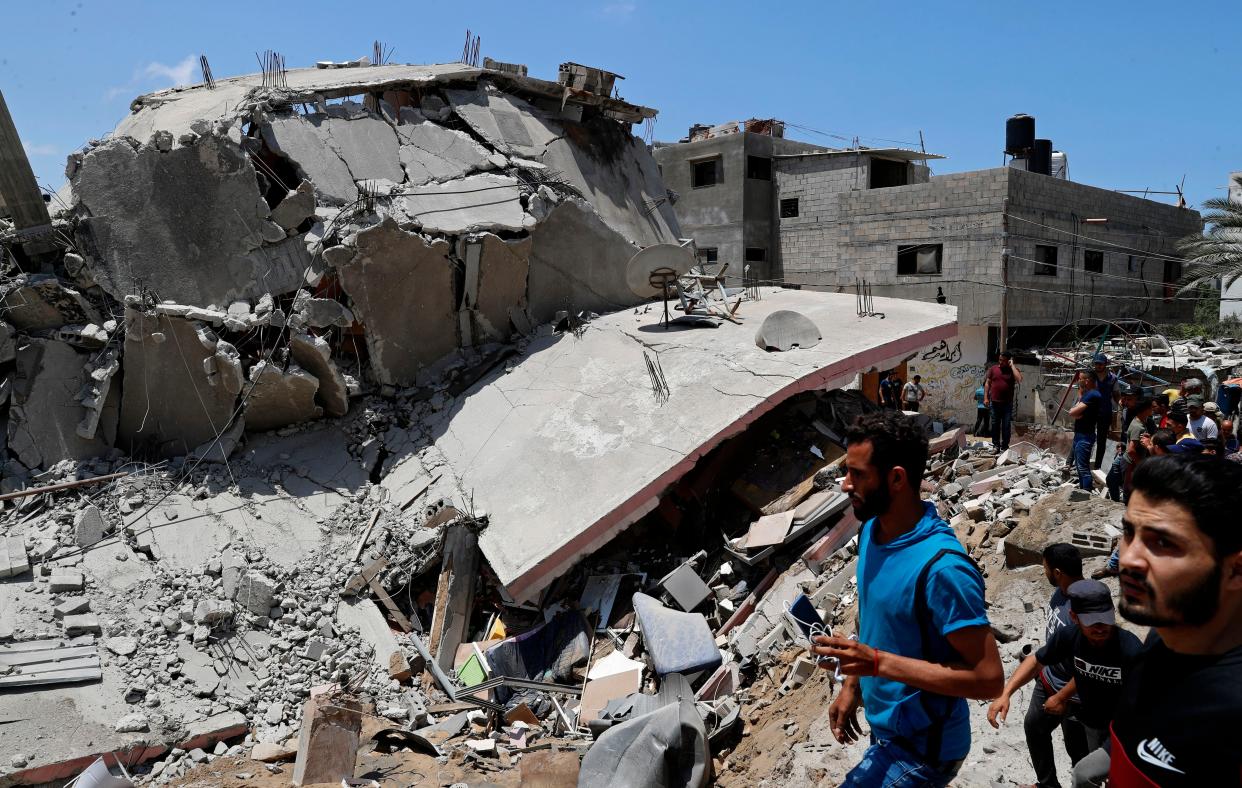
[906,327,989,423]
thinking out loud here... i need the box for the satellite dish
[625,244,696,299]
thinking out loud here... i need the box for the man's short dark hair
[1150,428,1177,449]
[1131,455,1242,556]
[1133,397,1154,413]
[1168,409,1189,425]
[1043,542,1083,577]
[1156,393,1170,407]
[999,350,1013,360]
[846,411,929,486]
[913,375,921,382]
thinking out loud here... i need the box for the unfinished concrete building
[651,120,825,281]
[0,61,681,474]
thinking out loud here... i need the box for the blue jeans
[990,402,1013,449]
[1073,434,1095,490]
[841,738,963,788]
[1105,453,1125,501]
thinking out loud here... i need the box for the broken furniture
[631,593,721,677]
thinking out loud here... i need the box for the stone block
[74,505,107,547]
[54,598,90,617]
[1,536,30,578]
[49,571,85,592]
[291,694,365,786]
[63,613,102,635]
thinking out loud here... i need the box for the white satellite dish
[625,243,697,299]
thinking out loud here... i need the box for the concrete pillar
[0,89,50,232]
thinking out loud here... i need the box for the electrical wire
[1003,214,1190,263]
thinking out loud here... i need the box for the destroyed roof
[433,289,957,601]
[115,62,657,142]
[774,147,946,161]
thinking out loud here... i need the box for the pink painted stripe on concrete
[504,318,958,601]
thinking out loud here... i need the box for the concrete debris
[269,180,316,231]
[244,360,322,432]
[0,274,102,331]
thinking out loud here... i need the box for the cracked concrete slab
[433,289,957,601]
[72,134,277,306]
[8,339,118,469]
[117,312,239,458]
[339,219,457,386]
[526,200,640,324]
[398,120,498,185]
[261,114,359,206]
[445,86,561,158]
[399,173,530,234]
[321,113,403,185]
[465,234,530,341]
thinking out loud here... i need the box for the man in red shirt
[984,351,1023,451]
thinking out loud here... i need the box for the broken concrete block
[115,712,150,733]
[194,599,233,626]
[74,504,107,547]
[54,598,90,618]
[340,219,457,386]
[261,115,359,206]
[291,694,365,786]
[293,297,354,329]
[8,339,118,469]
[76,348,121,440]
[0,274,102,331]
[49,571,85,592]
[462,234,531,341]
[968,475,1005,496]
[63,614,102,636]
[73,134,295,305]
[289,332,349,417]
[270,180,316,231]
[445,86,561,159]
[118,312,239,458]
[1,536,30,578]
[244,361,322,432]
[1005,487,1124,567]
[251,741,297,763]
[224,568,279,617]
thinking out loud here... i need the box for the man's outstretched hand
[813,635,879,677]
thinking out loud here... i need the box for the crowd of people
[808,409,1242,787]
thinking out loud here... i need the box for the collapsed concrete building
[0,60,679,474]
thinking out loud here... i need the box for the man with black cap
[987,578,1141,788]
[1091,353,1119,469]
[1186,395,1219,442]
[1109,456,1242,786]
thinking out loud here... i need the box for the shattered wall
[0,62,679,472]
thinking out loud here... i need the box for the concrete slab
[117,312,238,459]
[289,332,350,417]
[8,339,117,469]
[434,289,957,600]
[399,173,529,234]
[240,423,367,492]
[397,120,495,185]
[124,495,229,571]
[445,86,561,159]
[262,114,359,206]
[339,219,457,386]
[321,114,402,185]
[471,234,531,341]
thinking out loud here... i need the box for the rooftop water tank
[1030,139,1053,176]
[1006,114,1035,155]
[1051,151,1068,180]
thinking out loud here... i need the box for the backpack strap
[908,547,984,763]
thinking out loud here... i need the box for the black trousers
[1024,681,1088,788]
[973,408,990,435]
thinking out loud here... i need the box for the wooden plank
[0,645,97,666]
[10,656,100,675]
[369,579,414,634]
[0,666,102,687]
[352,508,383,563]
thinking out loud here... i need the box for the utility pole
[1000,197,1009,354]
[0,88,51,234]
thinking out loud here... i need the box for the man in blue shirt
[1090,354,1119,470]
[1069,374,1103,491]
[973,384,990,437]
[812,411,1004,787]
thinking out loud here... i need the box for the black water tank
[1006,114,1035,155]
[1030,138,1053,175]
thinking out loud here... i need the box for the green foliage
[1178,175,1242,293]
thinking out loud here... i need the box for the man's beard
[1119,563,1222,627]
[851,482,892,522]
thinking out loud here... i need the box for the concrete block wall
[774,155,869,286]
[1004,168,1201,326]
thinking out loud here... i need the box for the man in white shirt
[903,375,927,413]
[1187,396,1219,441]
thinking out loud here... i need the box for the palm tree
[1178,174,1242,292]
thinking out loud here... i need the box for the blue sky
[3,0,1239,209]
